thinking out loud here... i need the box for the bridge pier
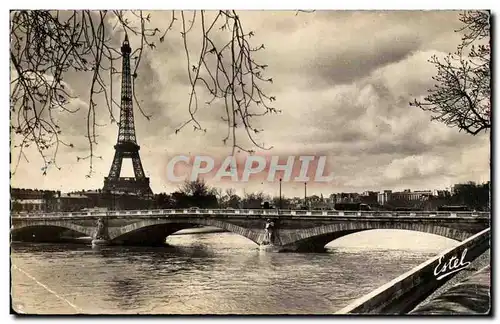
[259,244,286,252]
[91,239,111,246]
[278,243,327,253]
[258,243,323,253]
[258,242,330,253]
[91,217,111,247]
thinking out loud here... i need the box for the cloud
[383,155,448,181]
[10,10,490,197]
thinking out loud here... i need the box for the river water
[10,230,458,315]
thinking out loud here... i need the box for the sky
[10,10,491,198]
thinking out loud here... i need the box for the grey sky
[10,10,490,197]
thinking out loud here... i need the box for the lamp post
[279,178,282,209]
[304,182,307,210]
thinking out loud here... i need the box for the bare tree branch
[176,10,279,156]
[410,10,490,136]
[10,10,314,177]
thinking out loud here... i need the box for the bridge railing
[10,209,490,219]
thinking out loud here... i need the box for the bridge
[11,209,490,252]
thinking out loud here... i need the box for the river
[10,230,458,315]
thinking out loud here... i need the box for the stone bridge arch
[11,220,95,241]
[108,218,264,246]
[277,222,475,252]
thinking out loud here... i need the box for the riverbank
[334,228,490,315]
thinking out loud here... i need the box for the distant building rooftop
[60,193,88,199]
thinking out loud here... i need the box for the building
[10,188,59,212]
[376,189,433,206]
[11,188,93,212]
[434,189,452,198]
[57,192,91,212]
[377,190,392,205]
[289,197,304,209]
[360,191,378,205]
[11,198,44,212]
[329,192,361,204]
[391,190,433,201]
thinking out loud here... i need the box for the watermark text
[165,155,334,183]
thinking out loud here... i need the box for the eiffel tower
[103,35,153,196]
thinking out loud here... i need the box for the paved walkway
[410,265,491,315]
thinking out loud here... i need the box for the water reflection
[107,277,146,310]
[11,231,451,314]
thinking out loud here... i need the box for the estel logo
[433,248,471,280]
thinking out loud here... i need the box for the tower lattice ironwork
[103,35,153,196]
